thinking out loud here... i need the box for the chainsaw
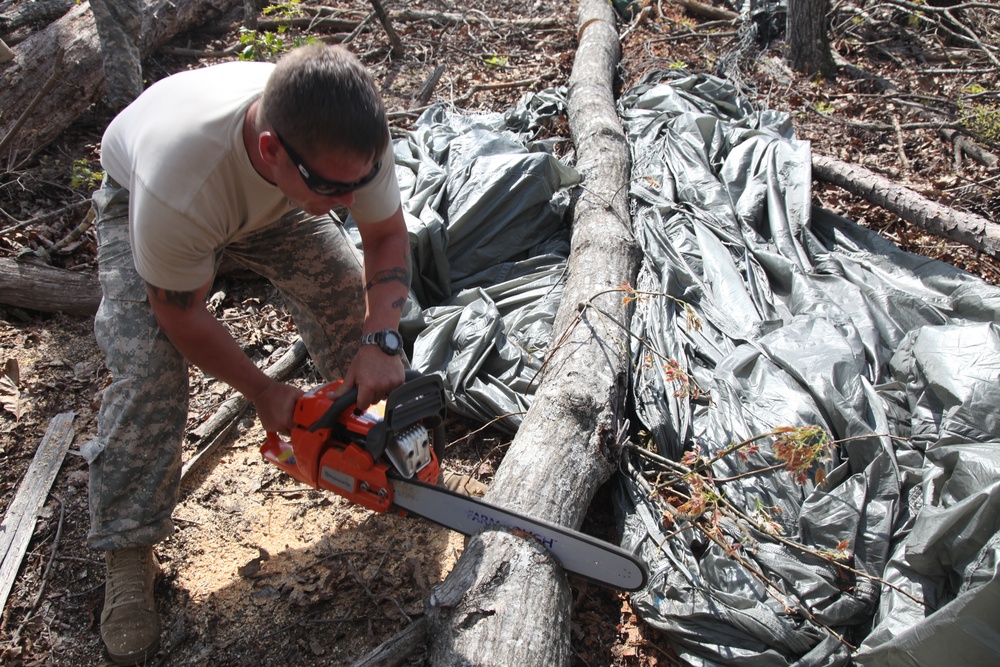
[260,372,648,591]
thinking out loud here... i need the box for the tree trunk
[0,0,242,164]
[787,0,835,77]
[424,0,639,664]
[812,154,1000,262]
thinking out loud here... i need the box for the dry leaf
[0,358,21,420]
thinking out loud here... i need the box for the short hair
[259,44,389,161]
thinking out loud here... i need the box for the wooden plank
[0,411,75,616]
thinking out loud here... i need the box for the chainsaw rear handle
[312,370,447,460]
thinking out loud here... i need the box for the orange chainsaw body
[260,375,445,513]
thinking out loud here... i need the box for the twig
[892,115,910,170]
[342,10,376,46]
[32,202,94,262]
[158,43,242,58]
[180,339,307,482]
[0,198,89,238]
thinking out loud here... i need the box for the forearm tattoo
[146,282,197,309]
[364,266,411,293]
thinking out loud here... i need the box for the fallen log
[0,257,100,315]
[424,0,639,664]
[812,153,1000,262]
[0,0,242,164]
[0,0,73,36]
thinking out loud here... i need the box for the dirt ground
[1,0,999,666]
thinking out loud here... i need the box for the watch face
[383,329,402,353]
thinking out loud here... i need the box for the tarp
[617,73,1000,666]
[349,74,1000,665]
[345,91,580,431]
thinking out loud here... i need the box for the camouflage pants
[87,180,365,550]
[90,0,143,108]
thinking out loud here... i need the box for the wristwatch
[360,328,404,356]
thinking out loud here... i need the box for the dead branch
[0,412,75,617]
[836,56,1000,172]
[674,0,739,21]
[349,616,428,667]
[413,65,445,106]
[0,0,243,165]
[813,153,1000,261]
[424,0,639,663]
[388,8,561,29]
[180,339,308,482]
[369,0,403,59]
[0,257,101,315]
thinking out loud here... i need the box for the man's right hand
[250,380,304,436]
[144,279,304,436]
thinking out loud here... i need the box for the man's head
[259,44,389,164]
[256,45,389,212]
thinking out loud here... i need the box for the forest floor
[0,0,998,666]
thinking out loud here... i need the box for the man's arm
[145,280,302,434]
[337,204,410,408]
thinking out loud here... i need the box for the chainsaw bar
[390,477,648,591]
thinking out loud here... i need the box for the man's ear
[259,132,282,168]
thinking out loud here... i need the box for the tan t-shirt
[100,61,399,292]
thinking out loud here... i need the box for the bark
[0,0,242,164]
[0,0,73,35]
[787,0,836,78]
[813,153,1000,262]
[424,0,639,664]
[0,257,101,315]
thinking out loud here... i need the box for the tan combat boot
[101,546,161,666]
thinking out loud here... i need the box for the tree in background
[89,0,143,109]
[787,0,836,78]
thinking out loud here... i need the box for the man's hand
[251,380,304,435]
[334,345,406,410]
[145,279,301,433]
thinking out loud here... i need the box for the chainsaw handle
[310,369,426,433]
[310,370,447,460]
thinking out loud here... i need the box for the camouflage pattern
[223,208,365,381]
[88,180,365,550]
[90,0,143,109]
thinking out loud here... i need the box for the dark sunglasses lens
[310,160,381,197]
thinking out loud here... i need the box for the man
[87,44,411,665]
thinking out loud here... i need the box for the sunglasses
[274,130,381,197]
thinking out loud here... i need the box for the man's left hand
[334,345,406,409]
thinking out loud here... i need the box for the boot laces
[106,549,154,609]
